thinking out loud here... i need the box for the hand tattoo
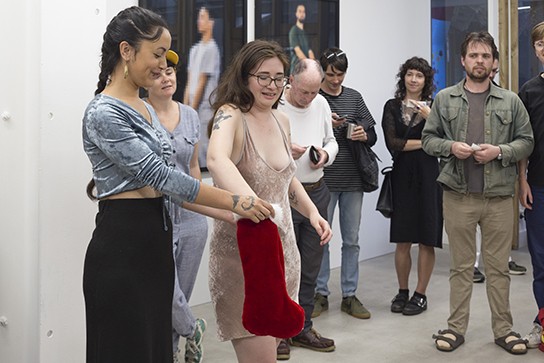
[213,109,232,131]
[241,196,255,211]
[232,195,256,212]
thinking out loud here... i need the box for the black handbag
[376,167,393,218]
[375,111,417,218]
[346,119,380,192]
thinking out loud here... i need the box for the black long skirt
[83,198,173,363]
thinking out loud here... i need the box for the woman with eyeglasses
[206,39,332,362]
[381,56,442,316]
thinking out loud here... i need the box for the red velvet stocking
[236,218,304,338]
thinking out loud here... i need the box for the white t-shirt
[278,93,338,183]
[187,39,220,111]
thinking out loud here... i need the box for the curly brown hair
[394,57,435,101]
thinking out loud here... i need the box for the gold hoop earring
[123,63,128,79]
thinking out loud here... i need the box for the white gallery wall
[0,0,429,362]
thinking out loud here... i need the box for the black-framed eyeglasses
[249,73,288,88]
[325,50,345,59]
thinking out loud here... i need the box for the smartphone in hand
[333,114,349,120]
[309,145,320,164]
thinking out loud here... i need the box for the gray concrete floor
[192,245,542,362]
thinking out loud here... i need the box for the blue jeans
[525,185,544,324]
[171,210,208,352]
[316,191,363,297]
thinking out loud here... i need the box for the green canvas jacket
[422,79,534,197]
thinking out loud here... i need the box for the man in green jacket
[422,31,533,355]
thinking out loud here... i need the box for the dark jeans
[525,185,544,324]
[291,181,330,333]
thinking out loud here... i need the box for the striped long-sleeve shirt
[320,86,377,192]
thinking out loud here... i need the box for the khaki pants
[443,190,513,338]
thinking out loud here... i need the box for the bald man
[277,59,338,359]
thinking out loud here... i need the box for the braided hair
[95,6,168,95]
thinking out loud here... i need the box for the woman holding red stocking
[206,40,332,363]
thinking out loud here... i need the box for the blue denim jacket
[422,80,534,197]
[82,94,200,204]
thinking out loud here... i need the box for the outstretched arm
[182,142,236,223]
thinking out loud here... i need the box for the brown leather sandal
[494,331,527,355]
[432,329,465,352]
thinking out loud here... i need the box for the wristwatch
[497,152,503,160]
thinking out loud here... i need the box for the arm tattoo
[213,109,232,131]
[241,196,255,211]
[232,195,240,209]
[289,191,298,206]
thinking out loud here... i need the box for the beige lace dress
[208,116,301,341]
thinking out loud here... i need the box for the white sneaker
[524,323,543,349]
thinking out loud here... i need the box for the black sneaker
[391,293,409,313]
[402,295,427,316]
[509,261,527,275]
[473,267,485,283]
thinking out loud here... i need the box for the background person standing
[422,31,533,354]
[184,6,220,169]
[518,20,544,350]
[382,56,442,317]
[277,59,338,359]
[314,47,377,321]
[289,4,315,75]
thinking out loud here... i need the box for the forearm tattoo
[213,109,232,131]
[289,191,298,206]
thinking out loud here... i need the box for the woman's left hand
[309,212,332,245]
[410,100,431,119]
[350,125,368,142]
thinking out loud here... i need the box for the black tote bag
[376,166,393,218]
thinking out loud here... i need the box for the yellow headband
[166,50,179,66]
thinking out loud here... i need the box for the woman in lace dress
[206,40,332,363]
[381,57,443,317]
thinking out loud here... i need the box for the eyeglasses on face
[249,73,288,88]
[534,41,544,50]
[325,50,345,59]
